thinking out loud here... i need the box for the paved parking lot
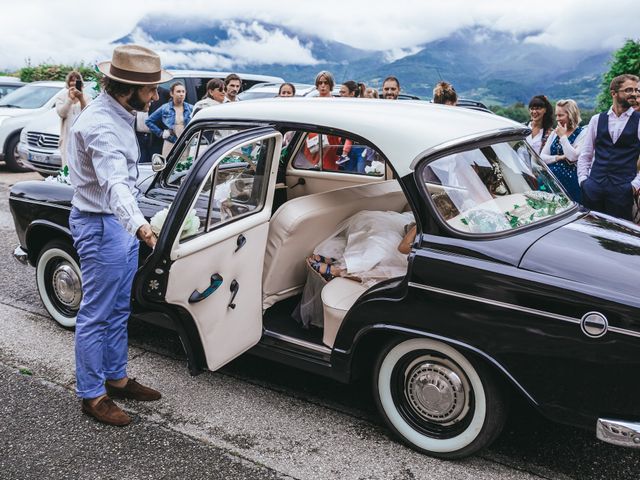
[0,167,638,479]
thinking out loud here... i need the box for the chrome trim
[409,282,640,339]
[597,418,640,447]
[10,197,72,211]
[263,330,332,355]
[608,325,640,339]
[408,282,580,326]
[580,311,608,338]
[409,127,530,170]
[13,246,28,265]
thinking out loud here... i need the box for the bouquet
[150,207,200,239]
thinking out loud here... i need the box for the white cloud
[126,25,318,70]
[1,0,636,70]
[383,47,424,63]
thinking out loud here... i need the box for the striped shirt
[67,92,146,237]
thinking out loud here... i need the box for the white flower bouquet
[150,207,201,239]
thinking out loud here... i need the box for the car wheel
[5,134,33,173]
[373,338,507,459]
[36,240,82,328]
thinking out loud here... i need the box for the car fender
[341,323,538,406]
[25,220,72,265]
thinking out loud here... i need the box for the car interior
[166,125,413,350]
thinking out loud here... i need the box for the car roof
[0,76,24,85]
[21,81,66,88]
[195,98,524,177]
[167,70,284,83]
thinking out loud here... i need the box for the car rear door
[134,127,282,371]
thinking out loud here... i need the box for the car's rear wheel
[5,134,33,172]
[373,338,507,459]
[36,240,81,328]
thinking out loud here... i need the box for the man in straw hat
[67,44,172,426]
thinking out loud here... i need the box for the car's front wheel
[36,240,81,328]
[5,134,33,173]
[373,338,507,459]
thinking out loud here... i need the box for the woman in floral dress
[540,99,586,202]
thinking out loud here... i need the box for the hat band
[109,64,162,83]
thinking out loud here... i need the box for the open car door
[134,127,282,373]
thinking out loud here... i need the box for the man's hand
[137,223,157,248]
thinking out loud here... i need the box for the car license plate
[28,152,48,164]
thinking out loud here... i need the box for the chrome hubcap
[405,361,467,425]
[52,263,81,308]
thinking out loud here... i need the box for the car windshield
[0,84,23,99]
[421,139,574,234]
[0,85,60,108]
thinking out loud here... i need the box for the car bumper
[13,245,28,265]
[19,142,61,174]
[597,418,640,447]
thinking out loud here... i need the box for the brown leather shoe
[81,396,131,426]
[105,378,162,401]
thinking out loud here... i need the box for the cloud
[124,21,319,69]
[1,0,637,70]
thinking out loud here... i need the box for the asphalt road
[0,167,639,479]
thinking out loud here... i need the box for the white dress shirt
[67,93,146,237]
[577,107,640,189]
[525,123,546,154]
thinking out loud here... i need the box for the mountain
[116,18,613,108]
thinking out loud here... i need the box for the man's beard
[128,88,149,111]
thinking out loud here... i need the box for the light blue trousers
[70,208,139,399]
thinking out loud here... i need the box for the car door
[135,127,282,371]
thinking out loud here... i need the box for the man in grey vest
[577,74,640,220]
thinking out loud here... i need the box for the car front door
[134,127,282,371]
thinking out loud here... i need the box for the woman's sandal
[307,257,336,281]
[311,254,337,264]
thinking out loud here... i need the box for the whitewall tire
[35,240,81,328]
[373,338,507,459]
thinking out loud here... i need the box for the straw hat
[97,45,172,85]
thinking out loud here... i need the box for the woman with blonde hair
[432,81,457,105]
[540,99,586,202]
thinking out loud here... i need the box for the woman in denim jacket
[146,82,194,157]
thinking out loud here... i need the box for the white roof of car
[194,98,523,177]
[23,81,66,88]
[167,70,284,83]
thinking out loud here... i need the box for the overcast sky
[2,0,637,70]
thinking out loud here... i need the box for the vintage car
[9,98,640,459]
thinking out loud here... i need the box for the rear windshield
[421,139,573,234]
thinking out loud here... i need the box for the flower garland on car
[43,165,72,185]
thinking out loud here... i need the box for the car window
[179,137,273,242]
[0,85,22,99]
[166,127,251,188]
[422,139,573,234]
[0,85,60,108]
[291,132,385,177]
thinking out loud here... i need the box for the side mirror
[151,153,166,172]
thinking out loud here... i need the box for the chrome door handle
[228,279,239,309]
[188,273,223,303]
[235,234,246,252]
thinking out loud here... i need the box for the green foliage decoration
[596,39,640,112]
[17,62,102,93]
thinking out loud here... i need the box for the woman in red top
[303,71,342,170]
